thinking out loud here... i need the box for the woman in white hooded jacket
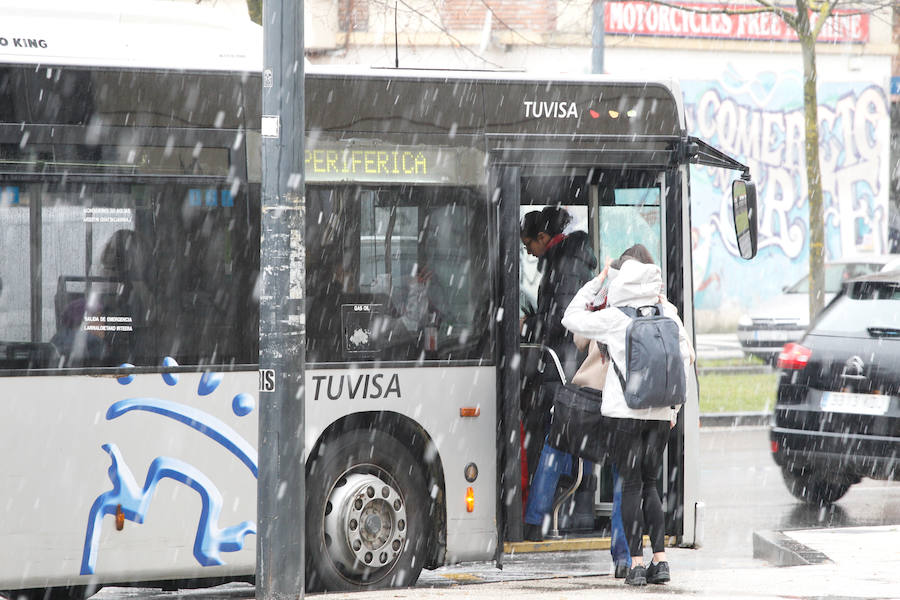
[561,257,693,586]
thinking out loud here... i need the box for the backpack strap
[611,355,626,394]
[618,306,638,319]
[610,306,637,393]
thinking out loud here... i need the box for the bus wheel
[3,587,93,600]
[306,429,430,592]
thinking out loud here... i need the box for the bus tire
[306,429,430,592]
[3,587,93,600]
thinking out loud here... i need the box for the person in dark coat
[520,207,597,371]
[519,206,597,539]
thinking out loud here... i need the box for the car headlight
[738,313,752,327]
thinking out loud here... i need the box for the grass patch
[698,372,778,413]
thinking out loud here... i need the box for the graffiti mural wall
[682,66,891,327]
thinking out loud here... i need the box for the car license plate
[752,330,792,342]
[820,392,891,415]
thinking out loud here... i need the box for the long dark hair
[619,243,654,265]
[520,206,572,239]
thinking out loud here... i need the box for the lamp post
[258,0,306,598]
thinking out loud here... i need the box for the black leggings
[609,419,670,557]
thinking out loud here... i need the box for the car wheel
[762,353,779,366]
[306,429,431,592]
[780,467,851,506]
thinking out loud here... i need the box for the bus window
[305,184,491,364]
[0,185,54,369]
[0,177,260,372]
[597,180,662,266]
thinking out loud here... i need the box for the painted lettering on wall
[682,73,890,314]
[689,85,888,260]
[311,373,402,401]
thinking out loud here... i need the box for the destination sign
[304,142,483,186]
[307,148,427,177]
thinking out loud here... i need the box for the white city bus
[0,1,757,597]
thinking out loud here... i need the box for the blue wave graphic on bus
[106,398,258,477]
[80,444,256,574]
[81,361,258,575]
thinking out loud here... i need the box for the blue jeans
[524,441,577,527]
[610,464,631,566]
[524,442,629,567]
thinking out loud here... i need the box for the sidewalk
[102,525,900,599]
[316,525,900,599]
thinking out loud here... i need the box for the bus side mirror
[732,179,758,260]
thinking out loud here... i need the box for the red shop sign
[605,2,869,43]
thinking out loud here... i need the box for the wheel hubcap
[323,472,407,576]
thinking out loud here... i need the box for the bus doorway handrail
[519,342,568,385]
[550,455,583,539]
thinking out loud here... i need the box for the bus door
[492,152,683,547]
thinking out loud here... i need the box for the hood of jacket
[607,259,662,307]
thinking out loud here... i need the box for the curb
[699,411,770,427]
[752,530,831,567]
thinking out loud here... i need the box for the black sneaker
[624,565,647,586]
[523,523,543,542]
[614,562,629,579]
[646,561,670,584]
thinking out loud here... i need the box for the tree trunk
[798,9,825,323]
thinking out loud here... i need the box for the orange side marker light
[115,504,125,531]
[465,487,475,513]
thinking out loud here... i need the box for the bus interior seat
[0,341,59,370]
[54,276,119,330]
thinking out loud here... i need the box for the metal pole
[258,0,306,598]
[591,0,604,74]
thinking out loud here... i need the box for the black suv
[771,271,900,505]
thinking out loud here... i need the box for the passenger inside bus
[304,235,422,363]
[51,297,105,367]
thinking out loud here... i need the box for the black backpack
[610,304,686,410]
